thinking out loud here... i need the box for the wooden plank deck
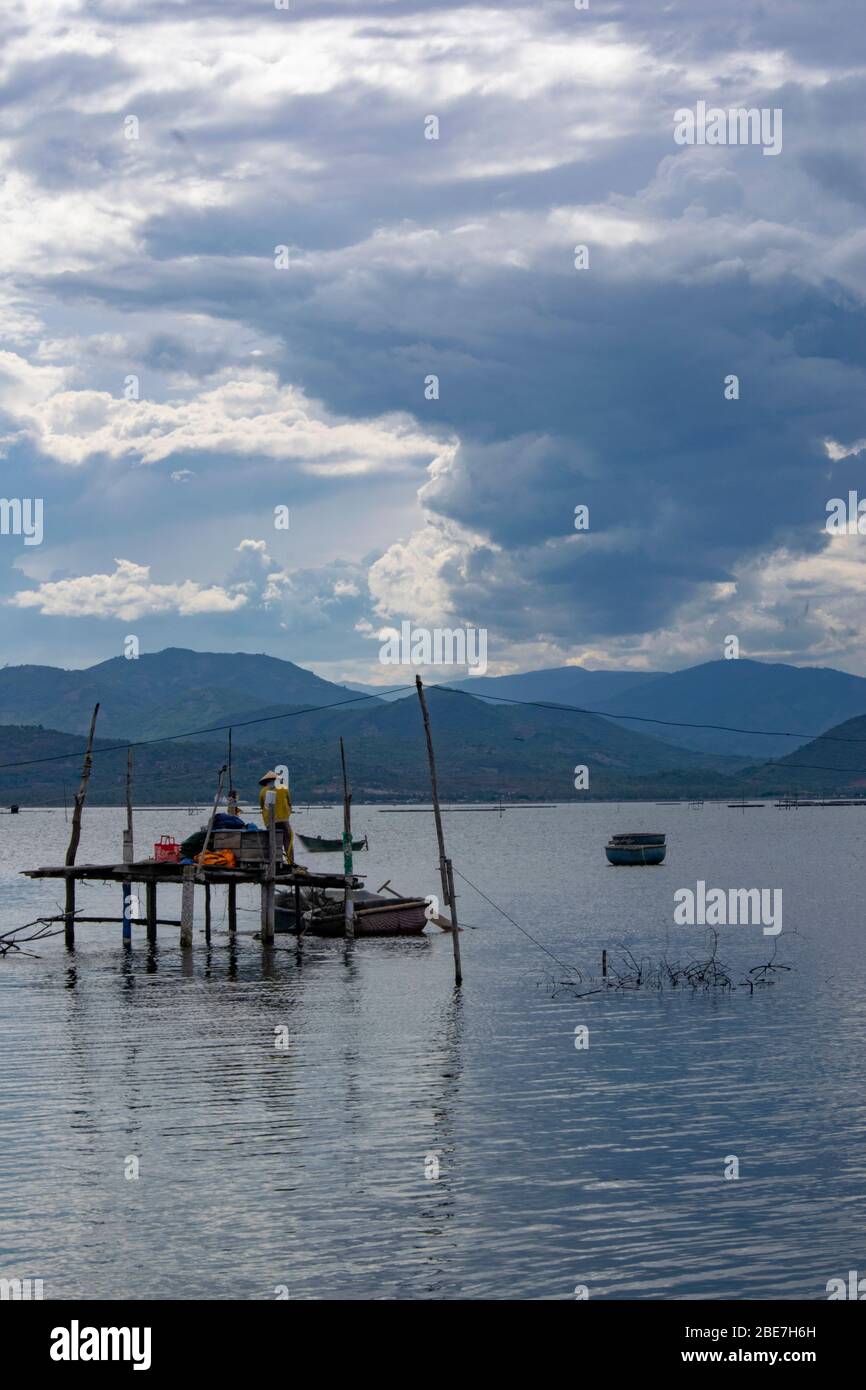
[22,863,361,888]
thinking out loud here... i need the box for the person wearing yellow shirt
[258,771,293,865]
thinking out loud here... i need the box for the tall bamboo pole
[415,677,462,985]
[340,737,354,939]
[122,746,134,942]
[64,703,100,947]
[227,727,239,817]
[125,747,134,849]
[261,788,276,942]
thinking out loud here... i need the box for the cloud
[825,437,866,462]
[235,537,272,563]
[8,557,248,619]
[4,0,866,675]
[0,357,445,473]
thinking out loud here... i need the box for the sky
[2,0,866,683]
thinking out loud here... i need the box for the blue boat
[605,833,666,865]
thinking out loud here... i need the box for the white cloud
[825,437,866,461]
[0,357,445,473]
[8,557,248,619]
[236,538,272,564]
[368,518,492,626]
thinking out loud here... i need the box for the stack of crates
[212,829,270,867]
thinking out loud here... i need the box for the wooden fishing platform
[19,680,466,983]
[21,861,363,947]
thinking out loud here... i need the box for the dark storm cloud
[4,0,866,669]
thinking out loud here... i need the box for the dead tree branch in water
[0,914,73,958]
[547,930,790,997]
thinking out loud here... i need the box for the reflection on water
[0,803,864,1299]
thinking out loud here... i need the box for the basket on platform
[153,835,180,863]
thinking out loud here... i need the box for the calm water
[0,801,863,1300]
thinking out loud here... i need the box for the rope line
[451,864,578,976]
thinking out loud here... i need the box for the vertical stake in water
[180,865,195,947]
[227,881,237,934]
[226,727,239,818]
[340,737,354,939]
[146,880,157,944]
[122,746,134,943]
[415,677,463,986]
[261,788,276,943]
[64,702,100,948]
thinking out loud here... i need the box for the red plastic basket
[153,835,180,863]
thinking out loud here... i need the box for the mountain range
[443,659,866,759]
[1,648,866,803]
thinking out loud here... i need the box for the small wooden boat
[605,832,666,865]
[297,832,368,853]
[275,888,427,936]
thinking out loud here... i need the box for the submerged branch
[546,929,791,997]
[0,913,73,957]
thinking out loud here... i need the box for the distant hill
[440,665,665,706]
[182,682,745,781]
[0,685,744,806]
[596,659,866,759]
[0,649,353,740]
[741,713,866,796]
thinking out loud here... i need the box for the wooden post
[345,891,355,939]
[340,737,353,867]
[340,737,354,940]
[122,747,134,943]
[125,747,134,851]
[180,865,195,947]
[146,880,157,944]
[415,677,463,985]
[227,728,239,817]
[64,878,76,947]
[227,881,237,934]
[204,884,212,943]
[64,702,100,947]
[444,856,463,965]
[602,949,608,979]
[261,790,276,942]
[121,884,134,945]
